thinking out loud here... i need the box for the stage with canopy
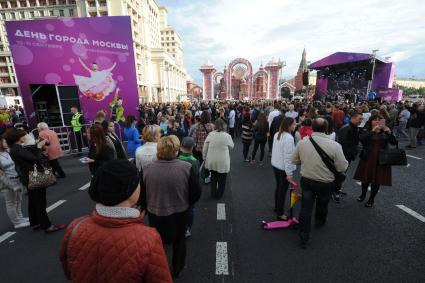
[309,52,402,102]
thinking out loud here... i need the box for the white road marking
[406,154,422,160]
[46,200,67,213]
[406,163,411,168]
[216,242,229,275]
[396,205,425,223]
[78,182,91,191]
[217,203,226,221]
[0,232,16,244]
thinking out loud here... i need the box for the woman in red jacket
[60,160,172,283]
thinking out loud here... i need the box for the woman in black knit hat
[61,159,173,283]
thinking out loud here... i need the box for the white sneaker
[21,217,29,223]
[185,229,191,238]
[14,221,30,229]
[204,176,211,184]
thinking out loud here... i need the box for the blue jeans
[242,142,251,160]
[251,139,266,161]
[186,205,194,230]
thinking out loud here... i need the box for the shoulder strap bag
[379,142,407,166]
[28,164,57,190]
[309,137,346,183]
[63,216,89,272]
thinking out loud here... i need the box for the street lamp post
[366,49,379,97]
[305,61,311,97]
[278,60,286,100]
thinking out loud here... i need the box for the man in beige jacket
[293,118,348,248]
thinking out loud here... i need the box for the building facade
[0,0,187,102]
[394,79,425,89]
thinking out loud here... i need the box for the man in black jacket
[407,104,425,149]
[270,109,284,143]
[333,111,362,202]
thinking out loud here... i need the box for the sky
[159,0,425,85]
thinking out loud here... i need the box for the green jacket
[71,113,84,132]
[178,152,200,174]
[109,96,125,123]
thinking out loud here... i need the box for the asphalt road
[0,138,424,283]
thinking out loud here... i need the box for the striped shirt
[241,123,253,143]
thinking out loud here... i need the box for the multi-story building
[0,0,187,102]
[394,79,425,89]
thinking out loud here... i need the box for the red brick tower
[295,48,307,92]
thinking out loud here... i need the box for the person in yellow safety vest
[70,106,85,154]
[109,88,125,123]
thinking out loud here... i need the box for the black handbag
[379,144,407,166]
[309,137,346,183]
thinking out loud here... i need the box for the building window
[0,13,5,20]
[11,13,16,20]
[39,10,45,17]
[69,9,74,16]
[59,10,64,16]
[50,10,54,16]
[30,11,35,18]
[20,12,25,18]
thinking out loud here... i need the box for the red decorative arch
[279,82,296,96]
[189,86,203,100]
[252,70,268,81]
[252,70,268,99]
[226,58,253,99]
[213,72,224,82]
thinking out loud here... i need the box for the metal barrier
[31,122,123,156]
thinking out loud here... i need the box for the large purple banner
[5,16,138,125]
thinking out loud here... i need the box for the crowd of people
[0,105,25,132]
[1,97,424,281]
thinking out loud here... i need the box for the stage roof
[309,52,389,69]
